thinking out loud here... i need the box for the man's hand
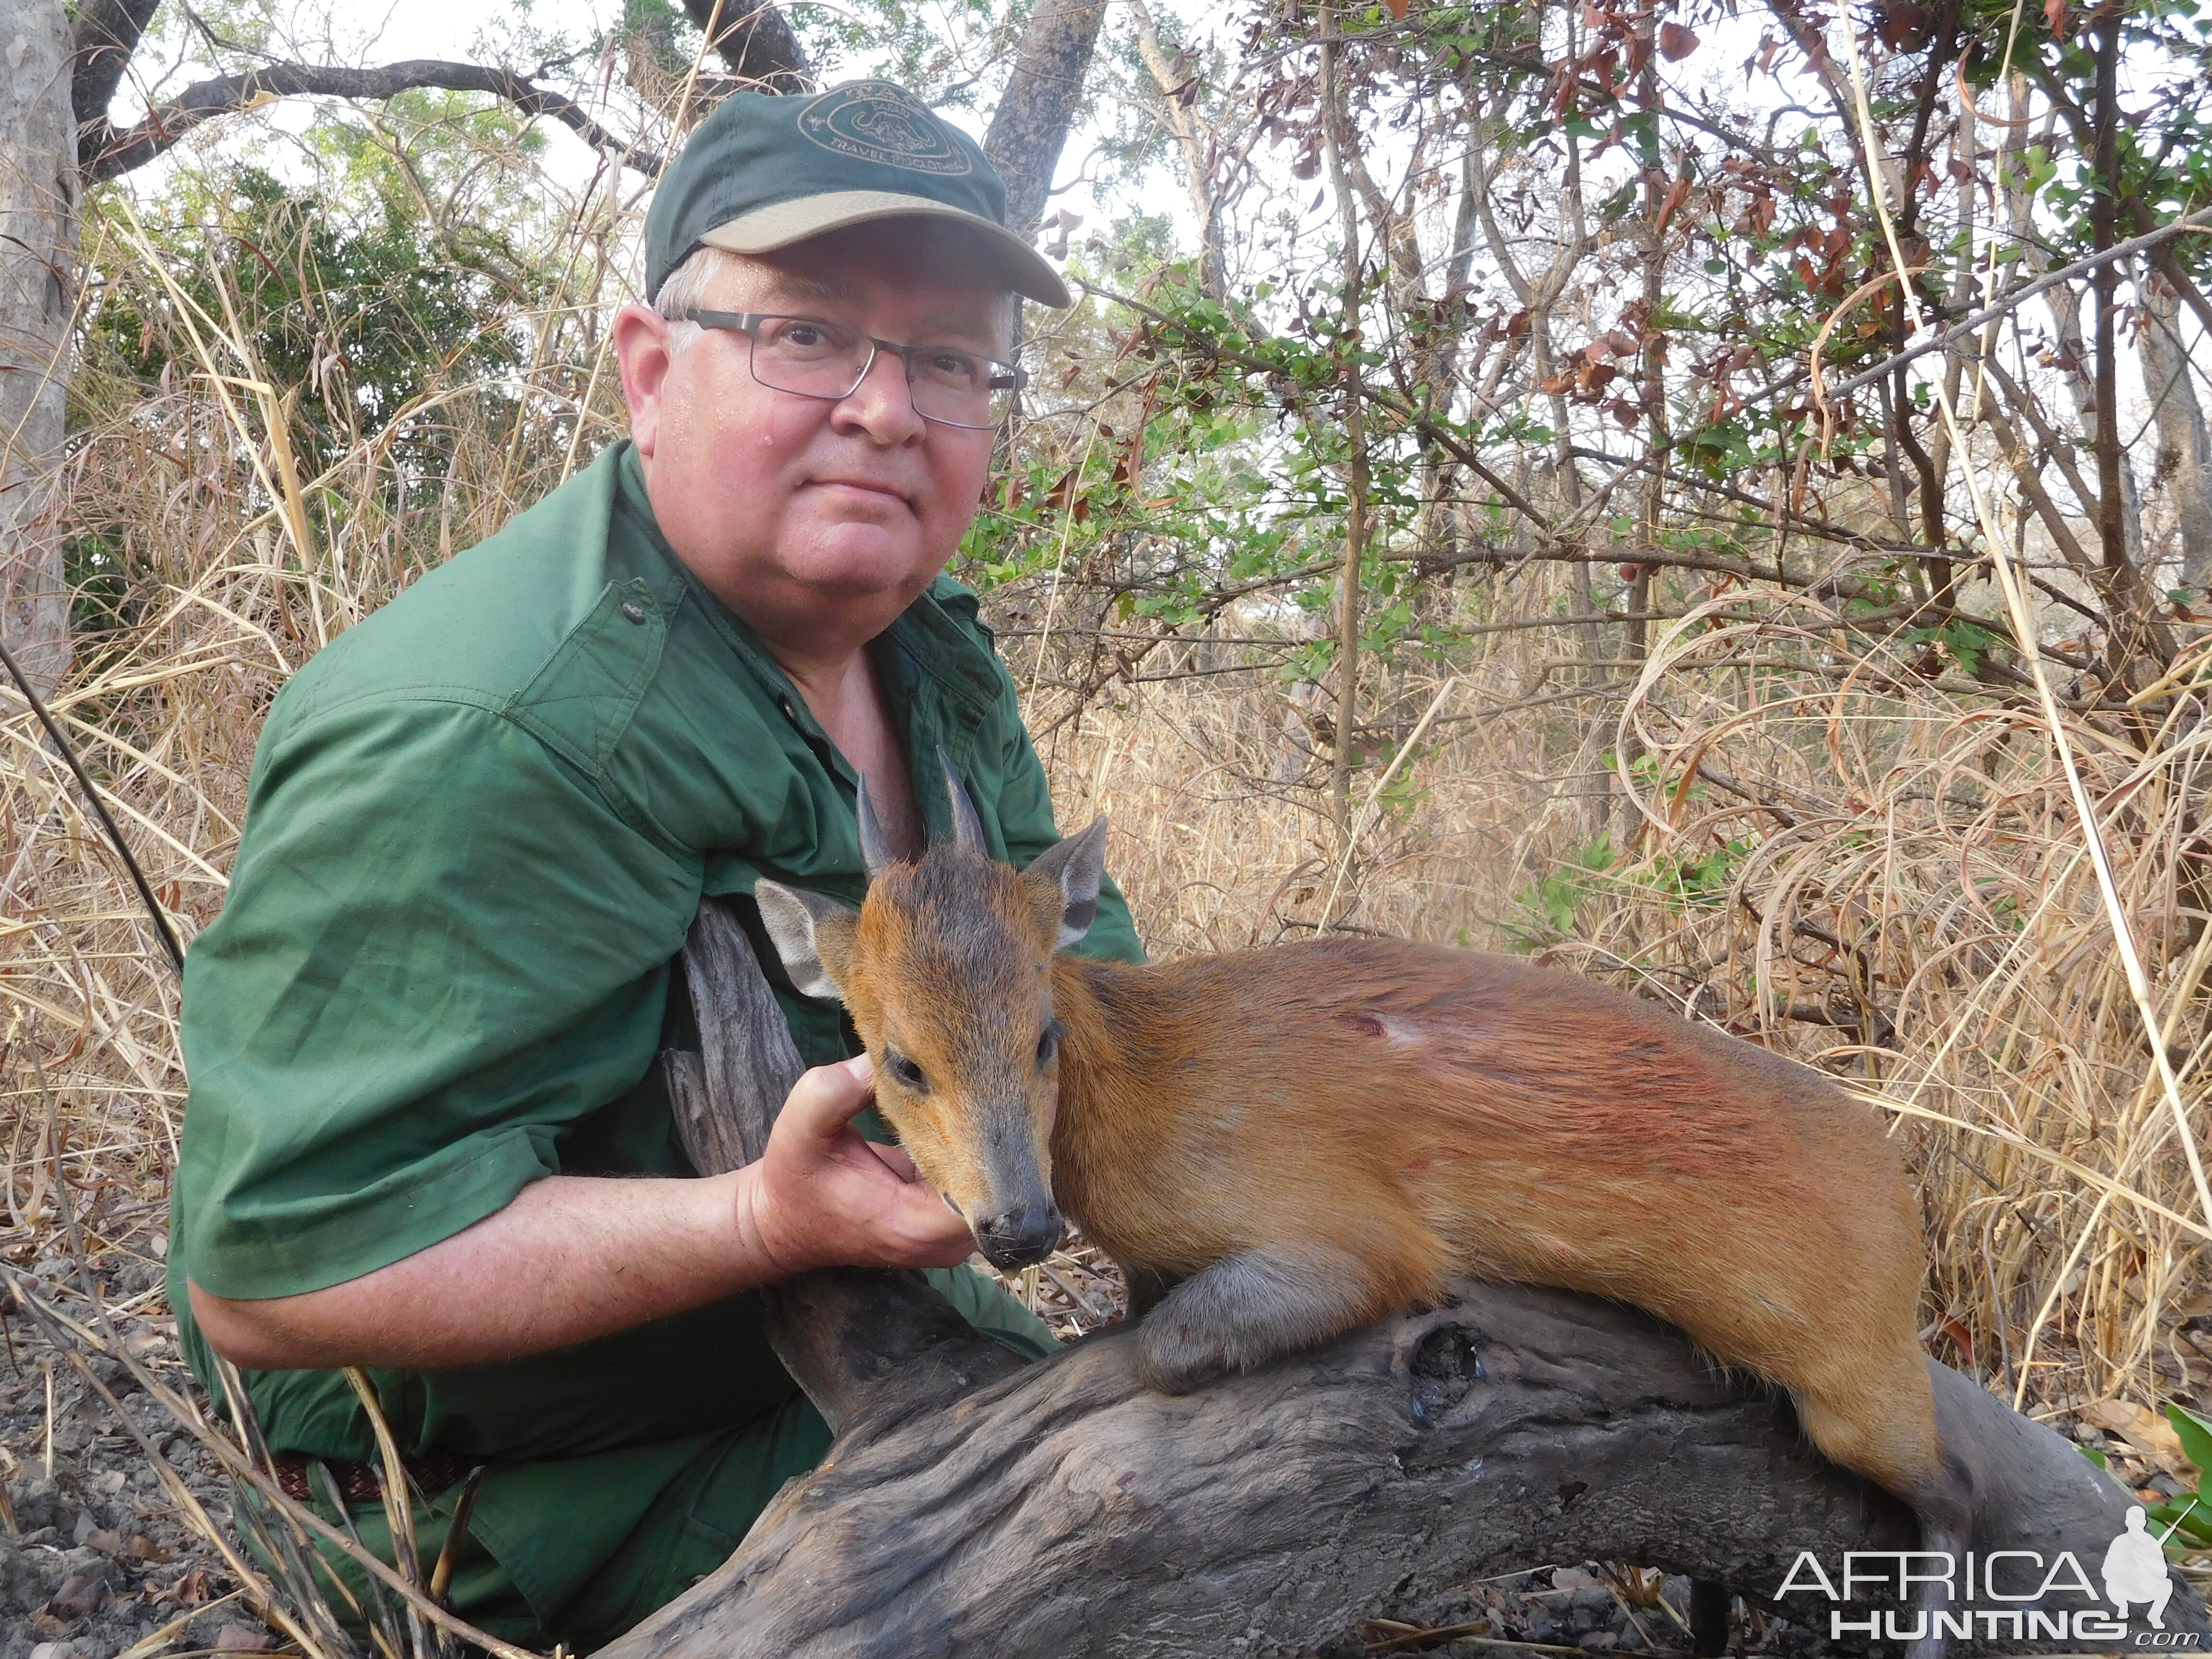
[738,1055,975,1275]
[190,1057,979,1371]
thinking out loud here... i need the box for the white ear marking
[753,880,854,1001]
[1023,816,1108,952]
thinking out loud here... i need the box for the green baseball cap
[645,80,1070,309]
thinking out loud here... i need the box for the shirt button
[620,601,647,624]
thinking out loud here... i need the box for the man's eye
[771,321,836,351]
[918,349,984,387]
[885,1050,928,1092]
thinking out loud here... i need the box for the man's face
[616,223,1010,645]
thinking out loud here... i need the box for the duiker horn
[938,746,987,857]
[854,773,897,880]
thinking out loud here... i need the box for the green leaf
[2165,1402,2212,1480]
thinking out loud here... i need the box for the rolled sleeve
[176,694,698,1300]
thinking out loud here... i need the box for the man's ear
[753,881,859,1001]
[1021,817,1108,951]
[612,302,674,460]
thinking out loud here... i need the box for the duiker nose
[975,1203,1063,1270]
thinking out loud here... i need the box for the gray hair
[653,245,743,355]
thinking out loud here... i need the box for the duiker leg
[1123,1267,1183,1319]
[1793,1378,1970,1659]
[1136,1246,1391,1394]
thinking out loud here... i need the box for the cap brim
[696,190,1073,309]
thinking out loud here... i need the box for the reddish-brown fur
[1049,939,1946,1507]
[765,827,1969,1639]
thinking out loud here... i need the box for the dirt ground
[2,1256,268,1659]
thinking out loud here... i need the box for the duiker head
[755,753,1106,1270]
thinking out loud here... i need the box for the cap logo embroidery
[797,82,974,177]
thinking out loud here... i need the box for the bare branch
[81,59,666,185]
[70,0,162,161]
[678,0,812,90]
[1801,203,2212,410]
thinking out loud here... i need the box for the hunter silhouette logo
[1775,1505,2202,1647]
[2105,1506,2178,1629]
[797,83,974,176]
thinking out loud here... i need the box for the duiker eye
[1036,1021,1065,1069]
[884,1048,928,1092]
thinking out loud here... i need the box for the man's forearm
[188,1056,979,1373]
[189,1168,783,1371]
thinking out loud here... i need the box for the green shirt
[168,436,1139,1472]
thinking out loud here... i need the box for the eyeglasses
[677,310,1025,430]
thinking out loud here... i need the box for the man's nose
[831,347,926,442]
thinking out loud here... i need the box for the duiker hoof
[1136,1317,1234,1395]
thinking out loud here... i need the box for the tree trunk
[2142,275,2212,588]
[613,901,2211,1659]
[0,0,79,696]
[601,1275,2203,1659]
[1129,0,1227,301]
[981,0,1108,239]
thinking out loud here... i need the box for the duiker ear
[753,881,858,1001]
[1022,816,1108,951]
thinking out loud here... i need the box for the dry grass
[1023,603,2212,1429]
[2,130,2209,1653]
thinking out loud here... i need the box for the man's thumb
[783,1055,874,1138]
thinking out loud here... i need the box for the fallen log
[609,898,2206,1658]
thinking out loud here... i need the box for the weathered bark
[619,899,2208,1659]
[0,0,78,697]
[598,1269,2200,1658]
[2142,275,2212,587]
[981,0,1108,239]
[679,0,810,91]
[658,899,960,1429]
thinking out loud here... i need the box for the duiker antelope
[756,760,1971,1656]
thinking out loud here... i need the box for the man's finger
[863,1141,923,1182]
[776,1056,876,1143]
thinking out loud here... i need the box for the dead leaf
[1042,466,1081,515]
[1381,0,1411,17]
[48,1572,106,1620]
[1875,0,1932,49]
[2044,0,2068,39]
[2079,1398,2193,1474]
[1659,21,1698,59]
[1576,361,1618,396]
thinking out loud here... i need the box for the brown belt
[272,1447,477,1507]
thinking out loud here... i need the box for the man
[168,80,1142,1647]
